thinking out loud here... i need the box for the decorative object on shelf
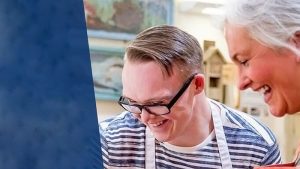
[89,47,124,100]
[83,0,173,40]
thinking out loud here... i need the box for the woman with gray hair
[223,0,300,165]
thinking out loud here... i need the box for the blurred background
[83,0,300,162]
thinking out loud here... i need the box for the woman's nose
[238,71,251,90]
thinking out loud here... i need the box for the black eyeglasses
[118,73,197,116]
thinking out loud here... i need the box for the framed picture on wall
[83,0,174,40]
[90,47,124,100]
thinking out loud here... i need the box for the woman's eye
[240,60,249,66]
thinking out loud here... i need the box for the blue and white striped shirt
[100,100,281,168]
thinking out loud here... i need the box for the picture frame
[89,47,124,100]
[84,0,174,40]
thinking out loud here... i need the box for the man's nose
[140,108,155,123]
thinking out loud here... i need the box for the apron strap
[211,101,233,169]
[145,127,156,169]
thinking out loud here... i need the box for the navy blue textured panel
[0,0,102,168]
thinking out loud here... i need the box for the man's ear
[290,31,300,49]
[194,74,205,94]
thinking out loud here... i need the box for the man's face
[121,60,196,145]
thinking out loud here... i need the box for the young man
[100,25,281,168]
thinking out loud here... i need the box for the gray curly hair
[222,0,300,56]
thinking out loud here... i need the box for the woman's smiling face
[225,24,300,116]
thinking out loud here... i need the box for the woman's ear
[289,31,300,62]
[194,74,205,94]
[290,31,300,49]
